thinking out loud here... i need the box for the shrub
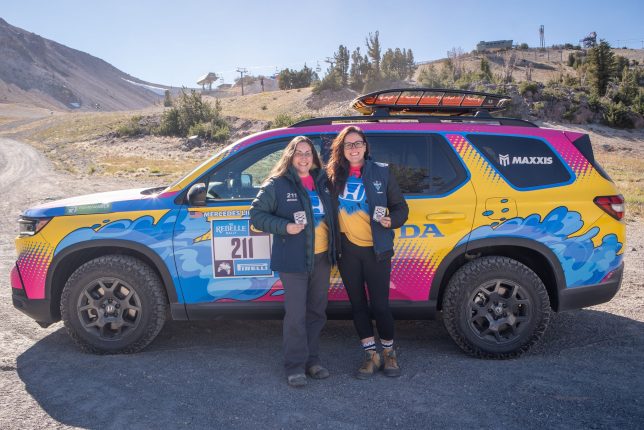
[602,101,634,128]
[158,89,229,140]
[519,81,539,96]
[313,71,343,94]
[269,113,314,129]
[115,115,147,137]
[187,121,230,142]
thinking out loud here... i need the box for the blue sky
[3,0,643,87]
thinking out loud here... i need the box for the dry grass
[213,88,314,121]
[596,152,644,221]
[97,155,200,179]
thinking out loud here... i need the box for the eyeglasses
[294,151,313,158]
[344,141,366,150]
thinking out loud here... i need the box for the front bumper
[10,264,56,325]
[558,263,624,312]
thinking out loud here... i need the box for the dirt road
[1,137,643,429]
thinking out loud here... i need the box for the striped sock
[362,340,376,351]
[381,339,394,349]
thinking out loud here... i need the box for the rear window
[466,134,572,189]
[367,133,467,195]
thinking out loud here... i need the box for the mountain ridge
[0,18,165,111]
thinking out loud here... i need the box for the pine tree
[587,40,615,96]
[349,48,367,91]
[333,45,350,87]
[366,31,381,75]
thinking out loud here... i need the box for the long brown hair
[326,125,369,195]
[267,135,323,180]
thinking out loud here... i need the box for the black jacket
[332,159,409,261]
[249,167,336,273]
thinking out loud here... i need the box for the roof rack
[351,88,512,116]
[290,87,536,128]
[291,115,538,128]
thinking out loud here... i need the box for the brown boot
[382,347,401,377]
[356,350,382,379]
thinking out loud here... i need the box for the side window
[466,134,571,189]
[205,138,321,200]
[367,134,466,195]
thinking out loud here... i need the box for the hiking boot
[306,364,330,380]
[287,373,307,388]
[382,347,401,377]
[356,350,382,379]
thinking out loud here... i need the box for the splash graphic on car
[459,206,623,287]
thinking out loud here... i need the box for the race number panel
[211,219,272,277]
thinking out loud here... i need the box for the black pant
[338,235,394,341]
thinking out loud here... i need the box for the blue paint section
[172,208,279,303]
[307,190,325,227]
[54,211,184,301]
[461,207,623,288]
[338,176,368,215]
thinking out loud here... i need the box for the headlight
[18,216,51,237]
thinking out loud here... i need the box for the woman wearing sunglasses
[326,125,409,379]
[250,136,336,388]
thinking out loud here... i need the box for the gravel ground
[1,137,642,429]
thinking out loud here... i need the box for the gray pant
[279,253,330,376]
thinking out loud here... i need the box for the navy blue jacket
[249,167,336,273]
[332,159,409,261]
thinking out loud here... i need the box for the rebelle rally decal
[211,219,272,277]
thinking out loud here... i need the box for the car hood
[23,187,172,217]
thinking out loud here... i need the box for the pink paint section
[16,245,50,299]
[10,265,23,290]
[255,279,286,302]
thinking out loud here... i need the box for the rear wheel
[61,255,167,354]
[442,256,551,359]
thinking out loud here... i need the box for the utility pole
[236,67,247,95]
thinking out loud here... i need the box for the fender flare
[429,237,566,307]
[46,239,180,304]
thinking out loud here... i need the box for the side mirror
[241,173,252,188]
[187,183,207,206]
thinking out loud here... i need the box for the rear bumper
[10,264,56,325]
[558,263,623,312]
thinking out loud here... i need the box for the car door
[172,137,323,312]
[366,132,477,302]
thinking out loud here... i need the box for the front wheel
[61,255,167,354]
[442,256,551,359]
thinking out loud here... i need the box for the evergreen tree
[349,48,368,91]
[333,45,350,87]
[406,48,416,79]
[366,31,381,75]
[480,58,492,81]
[587,40,615,96]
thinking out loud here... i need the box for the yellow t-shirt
[338,175,373,247]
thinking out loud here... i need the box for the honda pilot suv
[11,88,625,358]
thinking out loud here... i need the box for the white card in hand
[373,206,387,222]
[294,211,308,225]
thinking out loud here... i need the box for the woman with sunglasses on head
[326,125,409,379]
[249,136,336,388]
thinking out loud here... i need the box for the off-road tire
[442,256,551,359]
[60,255,167,354]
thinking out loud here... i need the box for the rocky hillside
[0,18,165,111]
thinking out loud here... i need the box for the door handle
[426,212,466,221]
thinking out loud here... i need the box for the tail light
[594,195,625,220]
